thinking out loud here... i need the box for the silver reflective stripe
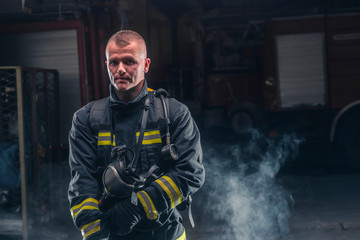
[155,176,182,209]
[99,136,111,141]
[136,130,162,145]
[81,219,101,239]
[98,131,115,146]
[71,201,99,218]
[70,198,99,219]
[143,133,160,141]
[156,177,181,208]
[137,191,157,220]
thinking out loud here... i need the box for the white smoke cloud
[198,129,303,240]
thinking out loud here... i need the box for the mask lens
[103,166,118,194]
[103,165,134,198]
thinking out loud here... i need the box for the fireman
[68,30,205,240]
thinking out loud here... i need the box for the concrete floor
[283,174,360,240]
[1,129,360,240]
[1,173,360,240]
[182,173,360,240]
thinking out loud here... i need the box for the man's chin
[112,80,143,93]
[113,83,130,92]
[117,87,129,92]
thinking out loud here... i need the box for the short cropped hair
[107,30,146,49]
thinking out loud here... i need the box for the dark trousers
[109,221,185,240]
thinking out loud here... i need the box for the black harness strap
[130,95,150,173]
[153,91,168,143]
[129,96,161,205]
[89,98,109,132]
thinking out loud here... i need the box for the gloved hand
[108,197,146,236]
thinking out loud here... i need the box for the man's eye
[124,60,135,65]
[109,61,118,66]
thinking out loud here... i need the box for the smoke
[199,129,303,240]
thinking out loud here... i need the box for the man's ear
[144,58,151,73]
[105,60,108,66]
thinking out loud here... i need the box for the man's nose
[117,62,126,74]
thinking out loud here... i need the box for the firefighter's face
[106,39,150,95]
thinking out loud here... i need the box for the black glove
[108,197,146,236]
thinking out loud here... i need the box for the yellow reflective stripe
[137,192,149,217]
[136,130,161,136]
[162,176,182,203]
[156,176,182,209]
[177,229,186,240]
[70,198,99,219]
[70,198,99,215]
[136,130,162,145]
[155,179,176,209]
[142,138,162,144]
[98,132,111,137]
[97,132,115,146]
[147,87,154,92]
[98,132,115,138]
[73,206,99,218]
[71,198,99,211]
[137,191,158,220]
[98,140,116,146]
[81,219,101,239]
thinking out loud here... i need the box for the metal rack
[0,66,59,240]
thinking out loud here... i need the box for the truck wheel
[336,111,360,168]
[230,111,254,135]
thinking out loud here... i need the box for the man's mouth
[115,77,130,82]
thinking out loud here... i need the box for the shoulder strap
[90,97,110,132]
[154,88,170,120]
[153,89,170,143]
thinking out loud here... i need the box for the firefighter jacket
[68,81,205,240]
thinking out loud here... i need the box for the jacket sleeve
[68,104,109,239]
[136,99,205,220]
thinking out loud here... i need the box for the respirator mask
[99,144,161,211]
[102,145,140,199]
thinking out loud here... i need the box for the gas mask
[99,145,154,211]
[102,145,139,199]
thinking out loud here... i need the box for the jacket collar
[109,80,148,113]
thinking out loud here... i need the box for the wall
[0,29,82,144]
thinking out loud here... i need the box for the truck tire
[336,111,360,168]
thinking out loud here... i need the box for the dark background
[0,1,360,240]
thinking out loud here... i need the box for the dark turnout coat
[68,82,205,240]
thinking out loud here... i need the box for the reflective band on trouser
[155,176,182,209]
[81,219,101,239]
[98,131,115,146]
[177,229,186,240]
[70,198,99,219]
[136,130,162,145]
[137,191,158,220]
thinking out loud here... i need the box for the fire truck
[175,11,360,167]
